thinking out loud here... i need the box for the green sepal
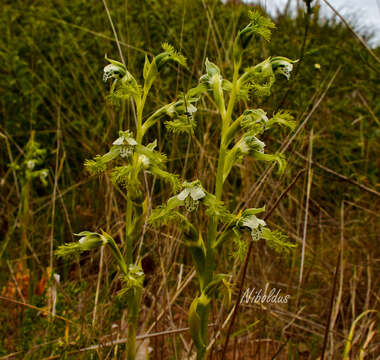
[135,144,167,165]
[104,55,126,72]
[200,58,225,112]
[223,134,266,182]
[142,88,200,136]
[241,207,265,217]
[240,109,268,136]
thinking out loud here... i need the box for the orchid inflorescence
[57,42,192,360]
[148,10,297,359]
[57,9,297,360]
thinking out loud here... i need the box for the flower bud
[76,231,107,251]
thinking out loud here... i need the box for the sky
[251,0,380,45]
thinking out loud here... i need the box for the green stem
[224,65,240,128]
[136,88,148,143]
[123,86,148,360]
[125,197,133,266]
[125,88,147,264]
[126,289,142,360]
[207,63,240,263]
[197,62,241,359]
[20,181,30,265]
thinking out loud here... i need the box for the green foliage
[156,42,188,70]
[148,11,297,358]
[267,110,297,130]
[233,10,276,65]
[1,0,379,357]
[261,228,297,254]
[56,231,107,257]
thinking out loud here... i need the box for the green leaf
[203,274,229,298]
[185,233,207,285]
[231,320,260,338]
[188,297,206,353]
[143,55,151,81]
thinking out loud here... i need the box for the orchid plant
[3,131,48,263]
[56,44,192,360]
[149,11,297,359]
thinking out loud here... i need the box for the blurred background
[0,0,379,358]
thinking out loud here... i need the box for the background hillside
[0,0,379,358]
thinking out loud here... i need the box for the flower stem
[199,62,241,358]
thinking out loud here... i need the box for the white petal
[177,188,190,201]
[126,137,137,146]
[139,155,150,167]
[242,215,266,230]
[190,186,206,201]
[104,64,119,73]
[113,137,124,145]
[239,140,250,154]
[187,104,197,114]
[257,218,266,227]
[27,160,35,170]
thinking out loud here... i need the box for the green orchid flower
[270,57,298,80]
[237,211,266,241]
[177,180,206,212]
[112,130,138,158]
